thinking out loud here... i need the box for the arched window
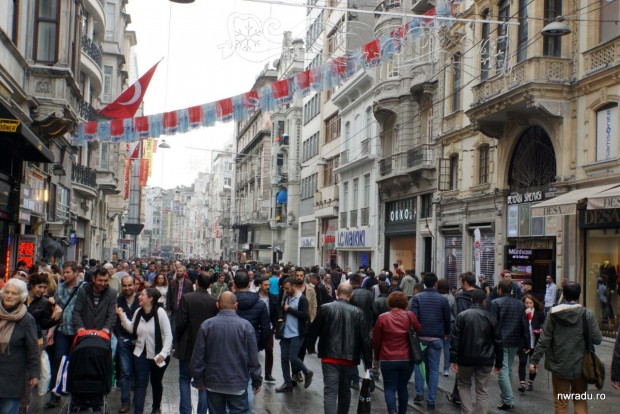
[509,126,556,189]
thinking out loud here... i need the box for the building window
[305,10,323,48]
[481,9,490,81]
[56,185,70,222]
[302,132,319,161]
[35,0,60,63]
[224,177,232,186]
[363,174,370,208]
[544,0,562,56]
[366,107,373,140]
[1,0,19,44]
[325,114,341,144]
[303,94,321,124]
[452,53,462,112]
[342,181,348,211]
[449,154,458,190]
[600,0,619,43]
[323,158,339,187]
[301,173,318,199]
[105,2,115,41]
[497,0,510,71]
[352,178,359,210]
[99,143,109,171]
[420,193,432,218]
[596,104,618,161]
[103,65,113,103]
[517,0,528,63]
[479,145,489,184]
[327,20,344,54]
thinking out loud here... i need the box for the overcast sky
[125,0,306,188]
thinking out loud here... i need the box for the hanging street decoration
[72,5,453,146]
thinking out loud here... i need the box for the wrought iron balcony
[379,156,393,176]
[81,35,102,67]
[77,96,100,121]
[407,144,435,169]
[72,163,97,188]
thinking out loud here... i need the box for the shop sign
[18,209,30,224]
[579,208,620,229]
[507,190,544,205]
[324,235,335,244]
[386,198,416,223]
[17,235,37,269]
[336,229,366,248]
[507,248,533,260]
[0,118,20,132]
[300,237,316,247]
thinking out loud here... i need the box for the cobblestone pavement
[30,337,620,414]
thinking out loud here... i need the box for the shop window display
[585,229,620,337]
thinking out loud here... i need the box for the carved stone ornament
[35,80,50,93]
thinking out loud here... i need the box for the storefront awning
[587,186,620,209]
[531,184,620,217]
[0,100,54,163]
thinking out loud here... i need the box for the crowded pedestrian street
[23,335,620,414]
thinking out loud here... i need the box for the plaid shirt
[55,282,81,335]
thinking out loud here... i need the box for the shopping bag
[38,350,51,396]
[52,355,69,395]
[357,370,372,414]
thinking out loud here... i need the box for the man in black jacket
[447,271,482,405]
[234,271,270,411]
[451,289,503,414]
[349,272,378,389]
[73,267,117,335]
[492,279,530,411]
[306,283,372,414]
[175,272,218,414]
[258,276,279,382]
[115,275,140,413]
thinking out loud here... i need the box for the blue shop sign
[336,229,367,248]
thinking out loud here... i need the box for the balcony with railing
[81,35,102,67]
[72,163,98,199]
[379,144,436,181]
[468,56,572,138]
[80,35,103,93]
[374,0,402,33]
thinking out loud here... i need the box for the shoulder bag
[581,312,605,389]
[406,311,423,364]
[275,298,288,340]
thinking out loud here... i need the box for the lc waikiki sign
[335,227,374,249]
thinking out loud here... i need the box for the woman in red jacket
[373,291,422,414]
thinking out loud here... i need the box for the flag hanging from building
[99,61,161,119]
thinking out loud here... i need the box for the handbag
[275,300,287,340]
[406,311,424,365]
[581,312,605,389]
[356,370,372,414]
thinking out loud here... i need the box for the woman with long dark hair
[116,288,172,414]
[518,293,545,392]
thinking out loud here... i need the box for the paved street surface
[31,338,620,414]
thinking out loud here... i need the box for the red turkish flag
[99,61,160,119]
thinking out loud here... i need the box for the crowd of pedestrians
[0,257,619,414]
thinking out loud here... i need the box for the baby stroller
[65,330,112,413]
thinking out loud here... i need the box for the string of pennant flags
[71,4,454,146]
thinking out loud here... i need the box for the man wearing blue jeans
[115,275,140,413]
[45,261,81,409]
[175,272,218,414]
[191,292,262,414]
[409,272,451,411]
[491,279,530,411]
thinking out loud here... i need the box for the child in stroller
[66,329,112,413]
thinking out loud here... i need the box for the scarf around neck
[132,305,163,356]
[0,302,27,355]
